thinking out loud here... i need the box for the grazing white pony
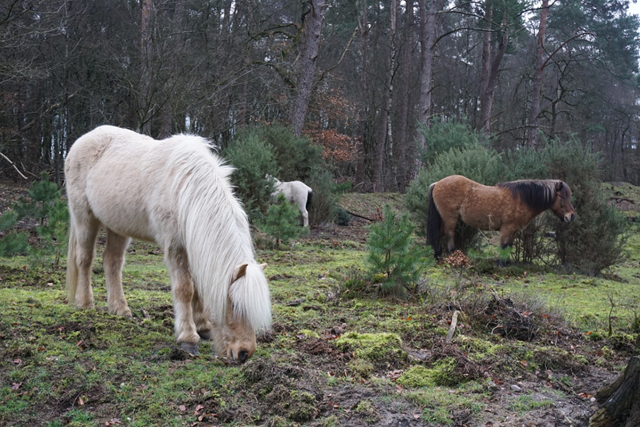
[270,176,313,227]
[65,125,271,363]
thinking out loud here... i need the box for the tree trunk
[416,0,440,161]
[590,353,640,427]
[527,0,549,149]
[289,0,326,136]
[372,0,397,193]
[355,0,369,189]
[394,0,413,193]
[139,0,153,134]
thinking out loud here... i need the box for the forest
[1,0,640,189]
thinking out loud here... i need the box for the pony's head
[551,181,576,223]
[212,262,271,364]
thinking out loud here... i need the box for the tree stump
[589,355,640,427]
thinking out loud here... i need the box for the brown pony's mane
[496,179,566,211]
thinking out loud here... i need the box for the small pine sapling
[261,194,308,248]
[367,205,431,296]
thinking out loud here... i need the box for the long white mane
[169,136,271,331]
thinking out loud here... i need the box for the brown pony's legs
[104,229,132,317]
[72,215,100,309]
[165,244,200,353]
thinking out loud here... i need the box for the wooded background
[1,0,639,190]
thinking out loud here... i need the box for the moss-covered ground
[1,186,638,426]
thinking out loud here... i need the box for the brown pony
[427,175,575,258]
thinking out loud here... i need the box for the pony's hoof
[180,342,199,356]
[197,330,212,340]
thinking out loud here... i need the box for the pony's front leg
[192,290,213,340]
[165,245,200,354]
[497,229,517,266]
[104,229,132,317]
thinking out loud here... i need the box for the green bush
[417,120,491,166]
[244,125,323,182]
[259,194,308,248]
[225,125,337,225]
[540,138,627,274]
[306,168,338,225]
[223,133,279,222]
[0,173,69,264]
[366,205,431,296]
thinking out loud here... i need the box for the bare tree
[289,0,326,136]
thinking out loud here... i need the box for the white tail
[66,223,78,305]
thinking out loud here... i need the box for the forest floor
[0,184,639,426]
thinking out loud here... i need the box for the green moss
[396,365,436,388]
[397,358,463,388]
[298,329,320,338]
[348,359,375,379]
[335,332,406,364]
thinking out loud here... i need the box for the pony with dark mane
[65,125,271,363]
[427,175,575,258]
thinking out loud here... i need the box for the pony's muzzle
[565,213,575,222]
[227,347,253,364]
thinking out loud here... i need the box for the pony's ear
[232,263,249,282]
[258,263,267,271]
[556,181,564,192]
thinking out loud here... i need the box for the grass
[1,190,639,426]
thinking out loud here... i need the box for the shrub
[225,125,336,225]
[306,168,338,225]
[417,120,491,166]
[248,124,323,182]
[0,173,69,264]
[223,133,279,222]
[507,137,627,273]
[259,194,308,248]
[366,205,431,296]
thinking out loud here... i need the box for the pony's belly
[461,212,502,231]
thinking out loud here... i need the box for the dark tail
[306,190,313,211]
[426,183,442,258]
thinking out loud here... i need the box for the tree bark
[478,2,508,135]
[139,0,153,134]
[394,0,413,193]
[589,354,640,427]
[372,0,397,193]
[416,0,441,161]
[527,0,549,149]
[289,0,326,136]
[355,0,369,188]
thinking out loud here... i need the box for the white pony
[65,125,271,363]
[270,176,313,227]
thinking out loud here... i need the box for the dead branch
[446,310,461,343]
[0,152,27,180]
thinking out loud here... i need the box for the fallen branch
[445,310,461,343]
[344,210,376,222]
[0,152,27,180]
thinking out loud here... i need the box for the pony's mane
[496,179,565,211]
[166,134,271,331]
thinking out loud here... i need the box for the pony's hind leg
[165,244,200,354]
[71,215,100,309]
[104,229,132,317]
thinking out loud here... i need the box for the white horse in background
[270,176,313,227]
[65,125,271,363]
